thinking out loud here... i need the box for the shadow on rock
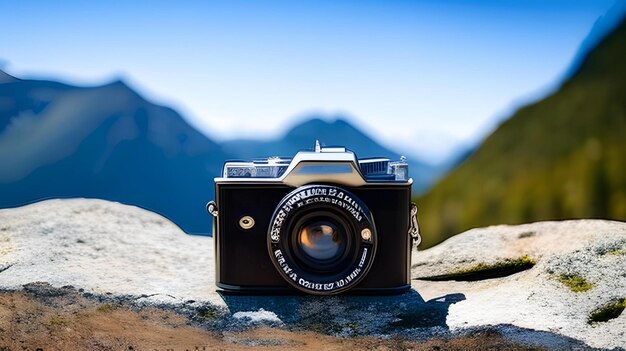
[219,289,465,336]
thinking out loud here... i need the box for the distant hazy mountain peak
[565,2,626,78]
[0,71,227,234]
[286,114,368,140]
[0,69,19,84]
[99,78,141,98]
[105,78,130,88]
[298,113,356,123]
[292,115,349,127]
[220,113,446,192]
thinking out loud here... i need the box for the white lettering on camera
[334,267,362,288]
[359,247,368,267]
[285,188,328,208]
[274,250,297,281]
[270,208,290,242]
[296,278,335,291]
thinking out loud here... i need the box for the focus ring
[267,184,377,295]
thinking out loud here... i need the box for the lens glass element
[297,220,345,261]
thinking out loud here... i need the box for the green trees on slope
[417,19,626,248]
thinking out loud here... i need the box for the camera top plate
[215,141,412,188]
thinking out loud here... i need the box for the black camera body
[208,142,420,295]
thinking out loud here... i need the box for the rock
[1,199,625,349]
[0,198,218,305]
[413,220,626,349]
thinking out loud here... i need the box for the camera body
[209,142,419,295]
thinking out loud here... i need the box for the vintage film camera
[207,141,420,295]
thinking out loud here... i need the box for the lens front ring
[267,184,377,295]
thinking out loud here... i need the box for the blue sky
[0,0,621,162]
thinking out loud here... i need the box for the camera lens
[289,211,352,273]
[268,184,377,295]
[296,219,346,262]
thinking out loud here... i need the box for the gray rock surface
[413,221,626,350]
[1,199,625,349]
[0,199,218,305]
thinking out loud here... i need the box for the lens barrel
[267,184,377,295]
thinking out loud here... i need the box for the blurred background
[1,0,625,248]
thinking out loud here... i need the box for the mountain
[0,74,230,234]
[564,1,626,79]
[417,19,626,248]
[0,69,18,84]
[0,72,444,235]
[222,117,446,192]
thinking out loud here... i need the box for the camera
[207,141,421,295]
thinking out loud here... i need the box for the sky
[0,0,621,163]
